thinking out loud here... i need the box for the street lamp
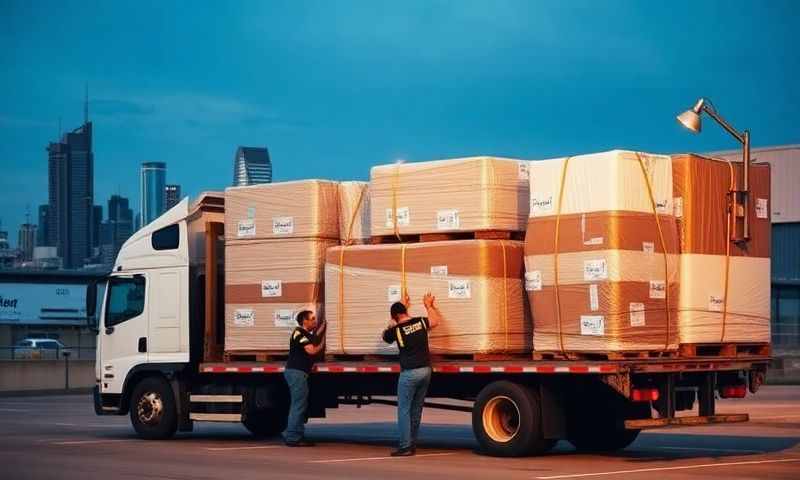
[676,98,752,242]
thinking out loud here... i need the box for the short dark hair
[296,310,313,326]
[390,302,407,320]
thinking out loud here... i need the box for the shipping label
[272,216,294,235]
[756,198,769,219]
[233,309,255,327]
[448,280,471,299]
[589,284,599,311]
[261,280,282,298]
[584,237,604,246]
[273,309,296,328]
[246,206,256,219]
[436,209,460,230]
[583,259,608,281]
[709,295,725,312]
[237,219,256,238]
[629,302,646,327]
[387,285,402,303]
[525,271,542,291]
[530,196,554,216]
[518,161,530,181]
[649,280,666,299]
[673,197,683,218]
[642,241,655,254]
[430,265,449,278]
[580,315,605,336]
[385,207,410,228]
[655,199,670,214]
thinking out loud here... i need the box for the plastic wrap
[672,154,771,343]
[370,157,530,237]
[325,240,531,355]
[338,181,371,243]
[224,179,340,240]
[525,150,679,353]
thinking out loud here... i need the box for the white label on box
[261,280,282,298]
[233,309,255,327]
[642,241,655,254]
[237,219,256,238]
[431,265,448,277]
[589,284,599,311]
[756,198,769,219]
[580,315,605,336]
[656,199,670,214]
[387,285,402,303]
[583,259,608,281]
[385,207,410,227]
[709,295,725,312]
[272,216,294,234]
[585,237,604,246]
[629,302,646,327]
[448,280,471,299]
[273,309,296,328]
[674,197,683,218]
[246,206,256,219]
[525,271,542,291]
[649,280,666,299]
[530,196,554,216]
[436,209,460,230]
[518,161,530,180]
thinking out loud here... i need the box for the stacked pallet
[672,154,771,349]
[223,180,339,355]
[524,150,680,357]
[338,181,371,244]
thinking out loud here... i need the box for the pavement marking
[655,446,765,454]
[52,439,138,446]
[0,408,30,412]
[205,445,283,451]
[534,458,800,479]
[308,452,456,464]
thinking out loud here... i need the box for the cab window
[105,275,146,327]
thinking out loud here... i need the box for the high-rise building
[17,223,37,262]
[47,119,94,269]
[0,229,15,269]
[37,204,51,246]
[164,184,181,210]
[92,204,102,248]
[100,194,134,265]
[233,146,272,186]
[140,161,166,226]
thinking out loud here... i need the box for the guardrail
[0,346,96,361]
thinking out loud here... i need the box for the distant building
[100,194,134,265]
[47,121,94,269]
[92,205,102,249]
[233,146,272,186]
[140,162,166,226]
[0,230,15,269]
[32,246,61,269]
[164,184,181,210]
[37,205,51,247]
[18,223,37,262]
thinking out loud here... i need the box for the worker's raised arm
[422,292,442,329]
[304,335,325,355]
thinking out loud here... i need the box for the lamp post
[676,98,751,242]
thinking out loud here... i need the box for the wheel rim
[136,391,164,425]
[482,395,521,443]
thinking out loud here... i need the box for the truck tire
[567,388,650,453]
[472,381,556,457]
[129,376,178,440]
[242,407,289,438]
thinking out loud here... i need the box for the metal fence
[0,346,96,361]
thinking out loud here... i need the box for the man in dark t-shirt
[382,292,442,456]
[283,310,325,447]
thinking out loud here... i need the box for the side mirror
[86,281,99,333]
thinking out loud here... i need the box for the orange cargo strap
[400,243,408,297]
[392,164,401,240]
[634,152,672,350]
[337,183,368,354]
[501,240,509,352]
[552,157,572,353]
[720,160,735,342]
[344,183,367,246]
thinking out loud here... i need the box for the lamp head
[676,98,706,134]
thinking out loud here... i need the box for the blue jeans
[283,368,309,442]
[397,366,432,449]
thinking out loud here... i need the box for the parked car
[13,338,72,359]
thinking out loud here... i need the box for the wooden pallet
[223,351,288,362]
[532,349,679,362]
[430,352,532,362]
[326,353,397,362]
[678,343,771,358]
[370,230,524,245]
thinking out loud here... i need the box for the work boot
[285,438,316,447]
[390,446,415,457]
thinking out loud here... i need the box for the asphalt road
[1,386,799,480]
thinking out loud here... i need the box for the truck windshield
[105,275,146,327]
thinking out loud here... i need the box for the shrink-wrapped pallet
[525,150,680,353]
[370,157,530,237]
[224,238,338,352]
[225,180,340,240]
[325,240,531,355]
[672,154,771,344]
[338,181,371,243]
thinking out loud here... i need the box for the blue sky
[1,0,797,246]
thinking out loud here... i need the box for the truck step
[190,394,242,403]
[189,413,242,422]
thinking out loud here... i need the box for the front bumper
[93,386,122,415]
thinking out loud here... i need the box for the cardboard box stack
[524,150,680,354]
[338,181,371,244]
[672,154,771,344]
[224,180,339,353]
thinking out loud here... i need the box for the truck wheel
[242,407,289,438]
[129,376,178,440]
[472,381,556,457]
[567,391,649,452]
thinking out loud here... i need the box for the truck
[89,191,771,457]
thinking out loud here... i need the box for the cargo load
[672,154,771,344]
[325,240,531,355]
[225,180,340,240]
[525,150,680,354]
[338,181,371,244]
[369,157,530,237]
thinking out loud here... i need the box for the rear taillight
[720,384,747,398]
[631,388,660,402]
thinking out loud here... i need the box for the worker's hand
[317,320,327,334]
[423,292,435,309]
[402,292,411,308]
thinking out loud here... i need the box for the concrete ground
[1,386,799,480]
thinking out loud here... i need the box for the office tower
[0,229,14,269]
[164,184,181,210]
[140,161,166,226]
[92,204,102,248]
[37,205,50,246]
[101,194,134,265]
[18,223,37,262]
[233,146,272,186]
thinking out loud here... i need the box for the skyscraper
[47,119,94,269]
[18,223,37,262]
[92,204,102,248]
[101,194,134,265]
[37,204,50,246]
[164,184,181,210]
[140,161,166,226]
[233,146,272,186]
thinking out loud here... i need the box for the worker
[283,310,326,447]
[382,292,442,456]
